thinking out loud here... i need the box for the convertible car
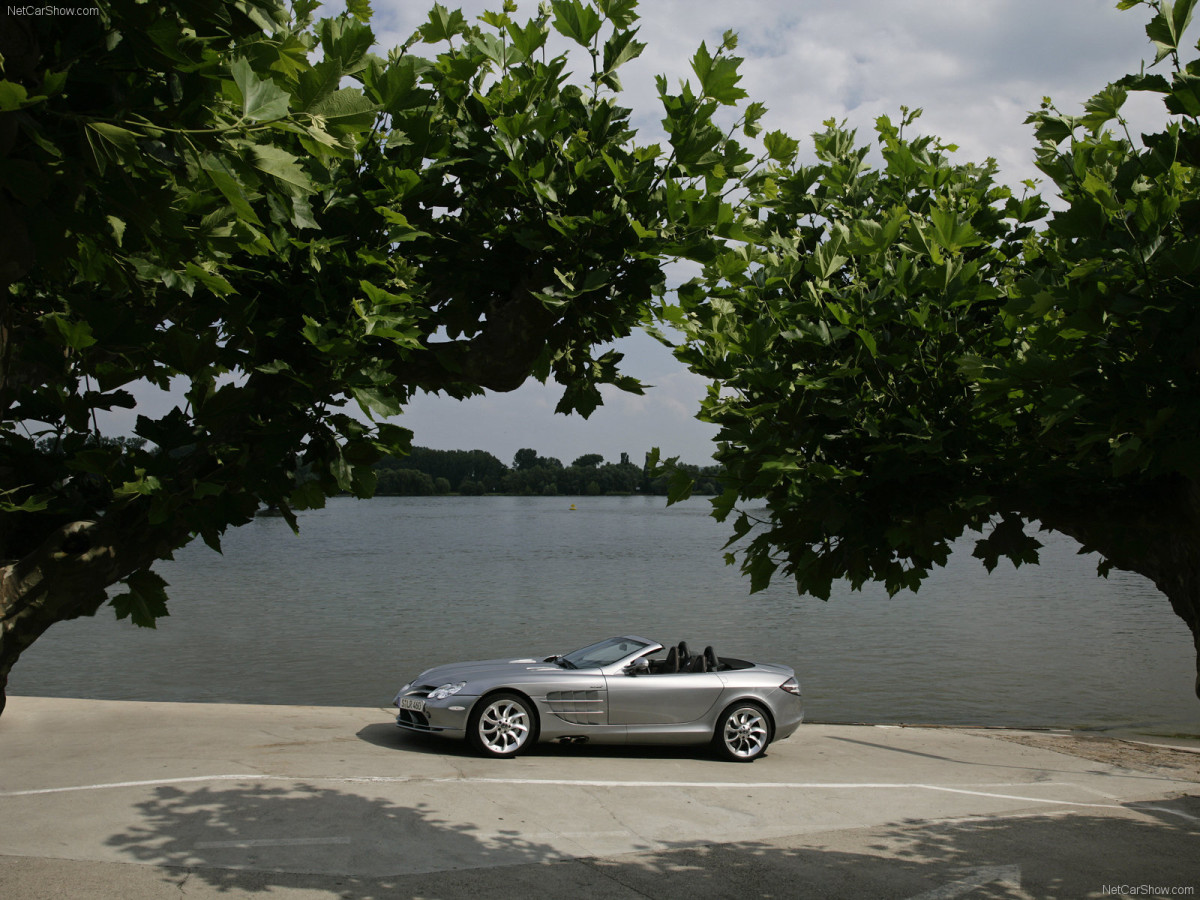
[391,636,803,761]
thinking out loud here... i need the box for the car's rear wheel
[468,692,538,758]
[713,701,771,762]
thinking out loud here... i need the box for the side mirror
[543,654,562,663]
[624,658,651,676]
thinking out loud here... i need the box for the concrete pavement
[0,696,1197,898]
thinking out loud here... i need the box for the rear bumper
[774,697,805,741]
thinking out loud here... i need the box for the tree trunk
[0,503,181,716]
[1030,474,1200,702]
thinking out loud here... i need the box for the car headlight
[429,681,467,701]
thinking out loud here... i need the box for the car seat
[662,645,679,673]
[676,641,691,667]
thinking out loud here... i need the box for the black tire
[467,692,538,758]
[713,701,772,762]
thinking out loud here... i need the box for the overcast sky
[335,0,1161,468]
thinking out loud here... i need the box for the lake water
[10,496,1199,734]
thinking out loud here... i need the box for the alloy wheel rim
[480,700,530,753]
[723,708,767,757]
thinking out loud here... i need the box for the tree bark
[1027,475,1200,701]
[0,501,183,715]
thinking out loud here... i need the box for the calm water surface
[11,496,1199,733]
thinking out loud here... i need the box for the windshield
[559,637,652,669]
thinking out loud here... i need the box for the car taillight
[781,677,801,696]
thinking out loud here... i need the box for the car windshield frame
[558,637,654,670]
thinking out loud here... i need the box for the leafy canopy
[661,0,1200,618]
[0,0,760,631]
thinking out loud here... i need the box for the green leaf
[230,57,291,122]
[1146,0,1198,62]
[971,517,1043,574]
[927,208,980,254]
[110,570,170,629]
[598,0,639,29]
[471,31,525,68]
[200,154,264,226]
[551,0,603,47]
[298,59,346,111]
[507,19,549,58]
[250,145,314,194]
[855,328,878,357]
[353,385,403,418]
[1027,112,1077,145]
[0,487,50,514]
[690,41,747,105]
[1165,71,1200,116]
[1081,83,1127,131]
[308,87,378,122]
[748,552,778,593]
[0,80,30,111]
[45,314,97,351]
[86,122,139,158]
[184,263,236,297]
[346,0,373,21]
[320,15,376,74]
[666,467,695,504]
[763,130,799,164]
[419,4,468,43]
[602,29,645,78]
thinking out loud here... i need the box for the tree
[391,447,507,492]
[512,448,540,471]
[0,0,758,711]
[375,468,435,496]
[572,452,604,468]
[664,0,1200,698]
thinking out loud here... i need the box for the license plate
[399,697,425,712]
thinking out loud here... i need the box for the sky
[343,0,1161,468]
[108,1,1165,468]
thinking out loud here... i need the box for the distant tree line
[373,449,724,497]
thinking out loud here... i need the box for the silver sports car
[391,635,803,761]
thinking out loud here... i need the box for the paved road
[0,697,1196,898]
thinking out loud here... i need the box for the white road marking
[1130,804,1200,823]
[0,775,1074,797]
[1124,740,1200,755]
[195,837,352,849]
[905,864,1023,900]
[0,774,1133,815]
[0,774,276,796]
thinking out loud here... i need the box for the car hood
[412,657,569,687]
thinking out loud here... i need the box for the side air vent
[546,690,604,725]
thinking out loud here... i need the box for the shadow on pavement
[101,774,1200,899]
[358,721,742,762]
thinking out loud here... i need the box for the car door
[605,670,725,725]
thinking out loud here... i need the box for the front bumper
[393,696,473,737]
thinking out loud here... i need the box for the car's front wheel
[713,701,772,762]
[468,692,538,758]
